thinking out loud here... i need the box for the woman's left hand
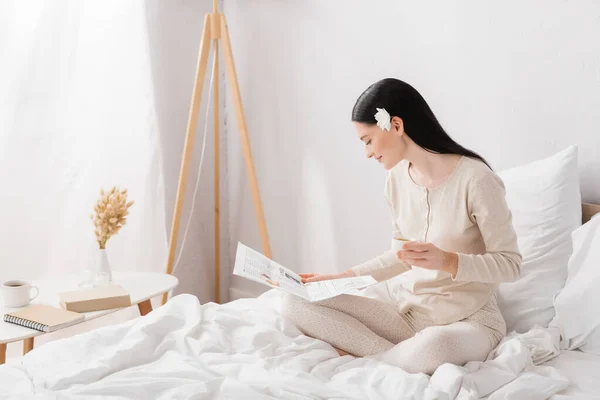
[397,241,459,277]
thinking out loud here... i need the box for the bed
[2,147,600,399]
[0,280,598,400]
[545,350,600,400]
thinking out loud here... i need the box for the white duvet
[0,292,570,399]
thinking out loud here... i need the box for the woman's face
[354,118,407,170]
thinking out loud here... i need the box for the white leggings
[281,292,506,375]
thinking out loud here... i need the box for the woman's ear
[391,116,404,136]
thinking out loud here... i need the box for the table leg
[0,343,5,365]
[23,338,34,355]
[138,299,153,316]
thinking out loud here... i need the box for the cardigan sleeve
[350,173,411,282]
[453,172,522,283]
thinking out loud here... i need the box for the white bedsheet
[544,350,600,400]
[0,291,570,399]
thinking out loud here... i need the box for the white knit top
[350,156,522,325]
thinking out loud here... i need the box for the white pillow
[495,145,581,333]
[550,216,600,354]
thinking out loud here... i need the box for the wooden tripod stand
[161,1,272,305]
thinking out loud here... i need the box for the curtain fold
[0,0,168,356]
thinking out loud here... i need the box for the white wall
[223,0,600,299]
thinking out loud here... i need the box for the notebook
[58,283,131,313]
[3,304,84,332]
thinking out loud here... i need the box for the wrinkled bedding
[0,291,570,399]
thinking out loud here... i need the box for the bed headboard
[583,203,600,223]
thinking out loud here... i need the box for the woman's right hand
[300,270,356,283]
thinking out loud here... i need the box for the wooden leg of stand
[23,338,34,355]
[220,15,272,258]
[138,300,153,316]
[0,343,5,364]
[213,40,221,304]
[162,14,213,306]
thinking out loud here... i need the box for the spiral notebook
[3,304,84,332]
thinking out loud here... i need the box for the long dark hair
[351,78,491,169]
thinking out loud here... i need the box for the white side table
[0,271,178,364]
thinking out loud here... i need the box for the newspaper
[233,242,377,302]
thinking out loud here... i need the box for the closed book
[4,304,84,332]
[58,283,131,312]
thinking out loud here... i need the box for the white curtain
[0,1,167,356]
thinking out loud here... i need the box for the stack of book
[58,283,131,312]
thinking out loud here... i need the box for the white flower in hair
[374,108,391,131]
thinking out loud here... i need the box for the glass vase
[79,248,113,287]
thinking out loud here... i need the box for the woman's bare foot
[334,347,354,357]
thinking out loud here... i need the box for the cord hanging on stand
[171,49,216,276]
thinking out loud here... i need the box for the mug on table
[0,280,39,308]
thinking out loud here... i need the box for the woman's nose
[366,150,374,158]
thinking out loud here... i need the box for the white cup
[391,237,410,252]
[1,280,39,308]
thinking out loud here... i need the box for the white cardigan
[351,156,522,325]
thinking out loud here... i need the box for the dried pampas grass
[90,186,134,249]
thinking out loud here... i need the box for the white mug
[391,237,410,252]
[1,280,39,308]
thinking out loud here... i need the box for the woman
[281,78,521,375]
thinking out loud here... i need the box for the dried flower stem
[90,186,134,249]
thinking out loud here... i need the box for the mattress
[544,350,600,399]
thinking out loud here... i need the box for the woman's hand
[397,242,459,277]
[300,269,356,283]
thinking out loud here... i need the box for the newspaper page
[233,242,310,300]
[233,242,377,301]
[304,276,377,302]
